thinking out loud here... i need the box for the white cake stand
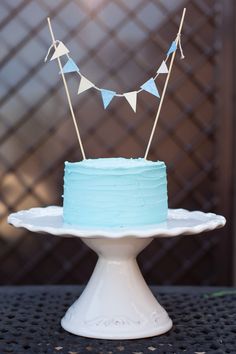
[8,206,225,340]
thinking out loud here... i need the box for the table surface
[0,285,235,354]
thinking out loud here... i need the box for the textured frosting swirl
[63,158,168,228]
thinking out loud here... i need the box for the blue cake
[63,158,168,228]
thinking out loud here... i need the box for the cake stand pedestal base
[61,237,172,339]
[8,206,226,340]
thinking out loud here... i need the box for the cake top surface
[65,157,164,169]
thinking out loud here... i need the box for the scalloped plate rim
[7,206,226,239]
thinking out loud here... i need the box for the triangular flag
[124,91,137,112]
[157,61,169,74]
[78,76,94,94]
[60,58,80,74]
[141,78,160,98]
[167,41,177,57]
[101,89,116,109]
[50,42,69,61]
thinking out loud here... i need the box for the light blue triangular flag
[141,78,160,98]
[60,58,80,74]
[101,89,116,109]
[167,41,177,56]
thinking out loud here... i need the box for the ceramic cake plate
[8,207,226,340]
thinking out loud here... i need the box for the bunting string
[178,34,185,59]
[45,29,184,112]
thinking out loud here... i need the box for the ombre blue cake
[63,158,168,228]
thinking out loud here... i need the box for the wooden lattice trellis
[0,0,233,285]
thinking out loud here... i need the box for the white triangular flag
[124,91,137,112]
[50,42,69,61]
[78,76,94,94]
[157,61,169,74]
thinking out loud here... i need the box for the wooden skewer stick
[144,8,186,160]
[47,17,86,160]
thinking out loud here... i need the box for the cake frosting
[63,157,168,228]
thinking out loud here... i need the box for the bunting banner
[45,35,184,112]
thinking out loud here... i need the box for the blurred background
[0,0,234,286]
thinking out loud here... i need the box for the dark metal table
[0,286,235,354]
